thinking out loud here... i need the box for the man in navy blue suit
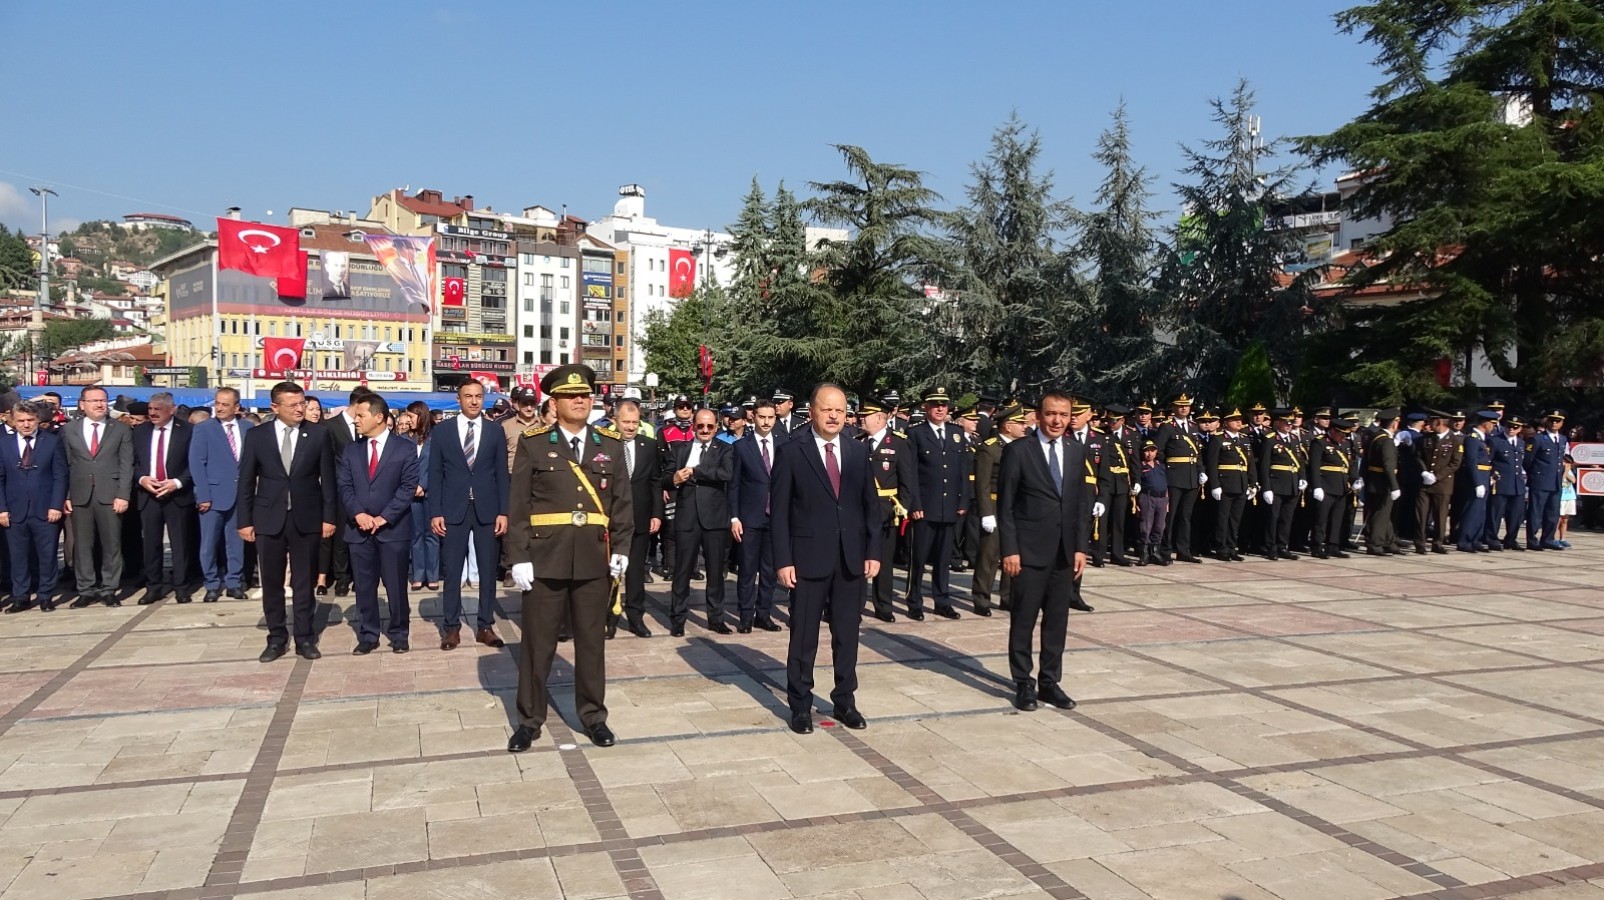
[429,381,509,651]
[771,384,883,735]
[337,394,420,654]
[728,399,783,634]
[0,401,68,613]
[190,388,252,602]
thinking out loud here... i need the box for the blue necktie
[1048,439,1063,495]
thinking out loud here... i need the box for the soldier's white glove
[981,515,996,533]
[1298,479,1309,491]
[1353,478,1365,493]
[1390,489,1401,501]
[1091,502,1106,519]
[511,563,535,592]
[1262,491,1275,505]
[1475,484,1486,499]
[1422,472,1437,486]
[1209,487,1222,501]
[609,554,629,578]
[1198,472,1208,485]
[1132,483,1141,496]
[1313,487,1326,502]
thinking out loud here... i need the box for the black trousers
[1415,492,1451,549]
[517,575,609,730]
[735,525,777,625]
[139,498,193,594]
[1008,547,1075,688]
[670,526,728,626]
[1099,496,1131,563]
[622,523,653,626]
[1489,493,1525,548]
[1214,493,1246,554]
[971,527,1005,610]
[440,512,500,631]
[1312,493,1348,553]
[1163,487,1198,556]
[868,523,899,616]
[786,565,862,716]
[348,538,410,644]
[258,519,320,648]
[1264,492,1296,553]
[1365,490,1397,551]
[907,519,956,611]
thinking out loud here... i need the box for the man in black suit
[237,382,337,662]
[663,407,733,635]
[904,385,970,620]
[999,389,1092,713]
[0,401,68,613]
[428,381,509,651]
[131,392,196,604]
[613,398,663,638]
[729,400,783,634]
[772,384,882,735]
[322,388,367,597]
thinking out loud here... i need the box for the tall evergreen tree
[1300,0,1604,403]
[947,114,1079,399]
[726,178,773,310]
[1081,103,1168,403]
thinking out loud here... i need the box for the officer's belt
[1366,466,1386,473]
[1217,465,1247,471]
[1166,457,1197,464]
[1319,465,1348,472]
[1270,465,1299,472]
[1109,467,1128,474]
[876,487,899,498]
[530,512,610,527]
[1476,464,1491,470]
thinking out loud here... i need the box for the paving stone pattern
[2,536,1604,899]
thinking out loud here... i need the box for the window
[539,350,552,363]
[523,325,534,338]
[541,274,553,288]
[560,301,571,314]
[560,352,569,364]
[443,263,468,280]
[616,261,625,274]
[268,321,277,335]
[561,257,570,268]
[523,273,534,286]
[384,327,392,340]
[560,276,569,289]
[540,325,551,339]
[559,327,570,340]
[524,351,534,363]
[482,295,503,309]
[583,257,609,274]
[617,287,626,299]
[523,297,533,312]
[482,267,507,283]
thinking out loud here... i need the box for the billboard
[582,271,612,299]
[169,239,434,322]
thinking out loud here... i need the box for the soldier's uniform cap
[1170,393,1195,407]
[540,364,596,397]
[882,390,901,405]
[1488,399,1506,411]
[1506,413,1526,428]
[772,387,797,402]
[1104,403,1130,418]
[742,395,757,409]
[1312,406,1334,418]
[1197,409,1220,423]
[1249,402,1267,413]
[1333,417,1359,431]
[859,399,886,415]
[1426,409,1451,419]
[1270,407,1294,420]
[1474,409,1499,423]
[1450,409,1468,420]
[510,386,538,403]
[958,405,980,420]
[1376,407,1401,421]
[1134,401,1154,414]
[1001,403,1028,423]
[1405,411,1428,423]
[1544,408,1566,421]
[1142,439,1158,449]
[1069,397,1092,414]
[1222,408,1244,421]
[979,392,1000,406]
[1290,406,1305,417]
[922,385,952,405]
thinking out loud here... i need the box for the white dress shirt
[146,422,184,487]
[276,419,300,464]
[454,413,485,463]
[813,431,840,468]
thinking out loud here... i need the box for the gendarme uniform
[506,365,633,748]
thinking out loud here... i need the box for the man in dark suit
[904,386,970,620]
[322,388,367,597]
[772,384,882,735]
[1363,409,1403,555]
[999,389,1092,713]
[729,399,783,634]
[428,381,509,651]
[613,398,663,638]
[663,407,734,635]
[336,394,420,654]
[190,388,252,602]
[131,392,196,604]
[0,401,68,613]
[62,385,134,606]
[237,381,338,662]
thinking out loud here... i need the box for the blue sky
[1,1,1382,237]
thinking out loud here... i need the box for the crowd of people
[0,377,1593,749]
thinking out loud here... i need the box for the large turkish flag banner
[262,337,306,375]
[217,219,302,279]
[669,248,696,298]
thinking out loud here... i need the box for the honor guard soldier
[1258,409,1304,560]
[1524,410,1569,550]
[505,364,633,752]
[1455,410,1498,552]
[1307,415,1360,558]
[1153,394,1204,563]
[1204,408,1253,561]
[1413,411,1464,554]
[1362,409,1403,555]
[1394,412,1427,544]
[1098,404,1138,566]
[856,399,919,622]
[1487,413,1527,550]
[971,404,1027,613]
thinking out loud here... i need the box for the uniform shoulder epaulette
[1091,425,1107,435]
[593,426,621,440]
[522,425,552,438]
[983,436,1000,446]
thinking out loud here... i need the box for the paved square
[2,536,1603,899]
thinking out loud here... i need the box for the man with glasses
[663,407,734,635]
[0,401,68,613]
[62,386,133,606]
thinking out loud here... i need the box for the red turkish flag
[262,337,306,376]
[275,250,309,298]
[442,277,466,307]
[217,219,301,279]
[669,248,696,298]
[470,371,500,392]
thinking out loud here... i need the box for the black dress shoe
[1276,551,1298,560]
[557,630,572,643]
[754,619,782,632]
[334,582,351,598]
[1414,546,1428,555]
[1229,553,1246,562]
[315,584,329,596]
[708,622,733,635]
[175,593,194,604]
[627,620,653,638]
[259,644,287,663]
[1038,683,1077,710]
[203,588,222,603]
[873,611,896,623]
[39,599,55,612]
[1178,554,1204,564]
[789,714,813,735]
[1367,549,1386,556]
[933,606,961,620]
[1068,599,1095,612]
[226,588,247,600]
[737,625,752,634]
[1432,546,1450,555]
[1013,685,1039,712]
[353,640,378,655]
[833,707,867,729]
[1331,551,1351,559]
[507,724,539,753]
[70,595,97,609]
[138,590,165,606]
[605,620,617,640]
[391,641,409,653]
[296,644,322,660]
[1112,558,1134,567]
[588,723,616,747]
[104,594,122,607]
[670,625,685,637]
[1090,559,1105,568]
[1263,553,1278,562]
[906,609,925,622]
[973,606,992,617]
[3,599,33,614]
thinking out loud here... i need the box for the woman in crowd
[401,401,440,590]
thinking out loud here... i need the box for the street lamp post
[29,186,57,312]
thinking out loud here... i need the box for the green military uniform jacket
[506,423,633,581]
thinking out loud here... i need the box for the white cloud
[0,182,34,231]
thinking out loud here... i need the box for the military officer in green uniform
[506,364,633,752]
[972,403,1028,613]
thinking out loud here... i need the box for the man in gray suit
[61,386,133,606]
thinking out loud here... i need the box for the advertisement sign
[1578,467,1604,497]
[170,239,434,322]
[582,271,612,299]
[1569,442,1604,466]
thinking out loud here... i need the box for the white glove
[981,515,997,534]
[1390,489,1401,501]
[1091,502,1106,518]
[609,553,629,578]
[1422,472,1437,485]
[1261,491,1275,505]
[1298,479,1309,491]
[1198,472,1208,485]
[1475,484,1486,499]
[511,562,534,592]
[1314,487,1326,502]
[1353,478,1365,493]
[1132,483,1142,496]
[1210,488,1222,501]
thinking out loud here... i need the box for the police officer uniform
[905,386,971,620]
[970,405,1021,613]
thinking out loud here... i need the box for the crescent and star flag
[217,219,302,279]
[262,337,306,376]
[470,371,500,392]
[442,276,466,307]
[274,250,309,299]
[668,248,696,298]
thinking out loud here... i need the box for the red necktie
[155,427,167,482]
[369,439,380,479]
[825,441,840,497]
[90,422,100,456]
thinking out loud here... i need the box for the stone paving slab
[0,533,1599,898]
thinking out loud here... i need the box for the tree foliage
[38,318,115,360]
[0,226,34,291]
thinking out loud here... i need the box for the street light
[28,186,57,312]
